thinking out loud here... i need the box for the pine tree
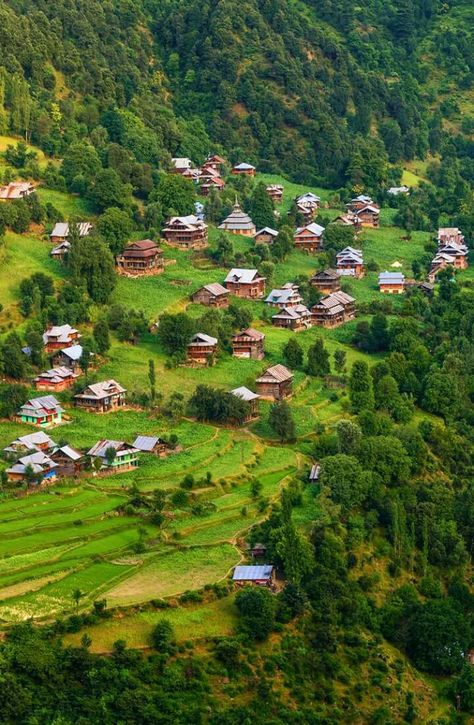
[268,401,295,442]
[93,319,110,355]
[349,360,375,413]
[282,337,303,369]
[148,359,156,403]
[249,182,274,230]
[307,338,330,377]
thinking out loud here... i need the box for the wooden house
[3,432,57,459]
[272,305,312,331]
[199,174,225,196]
[50,445,84,477]
[49,222,92,244]
[294,193,320,223]
[232,564,274,587]
[346,194,374,212]
[88,440,139,471]
[74,380,126,413]
[254,227,278,245]
[116,239,164,276]
[294,222,325,252]
[251,543,267,558]
[437,227,465,247]
[219,202,256,236]
[255,364,293,400]
[50,240,71,262]
[333,212,360,229]
[311,291,356,328]
[336,247,364,277]
[0,181,35,200]
[53,344,86,373]
[231,328,265,360]
[230,386,260,420]
[378,271,405,294]
[17,396,64,427]
[6,451,57,484]
[265,284,302,309]
[310,268,341,294]
[171,157,193,174]
[187,333,218,364]
[192,283,229,308]
[355,204,380,228]
[43,324,81,354]
[266,185,283,203]
[202,154,225,173]
[34,366,78,392]
[225,268,266,298]
[231,163,256,176]
[387,186,410,196]
[162,215,208,249]
[132,436,168,457]
[437,242,469,269]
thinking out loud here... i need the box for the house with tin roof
[43,324,81,354]
[294,222,325,252]
[88,440,139,471]
[336,247,364,277]
[231,328,265,360]
[49,222,92,244]
[132,435,168,456]
[34,366,79,392]
[311,290,356,328]
[17,396,64,427]
[225,268,266,298]
[378,271,405,294]
[74,380,126,413]
[187,333,218,364]
[162,215,208,249]
[272,305,312,331]
[232,564,274,586]
[254,227,279,245]
[230,386,261,421]
[6,451,57,484]
[265,285,302,309]
[231,162,256,176]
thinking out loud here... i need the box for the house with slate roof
[254,227,279,245]
[17,396,64,427]
[346,194,375,212]
[294,193,320,224]
[6,451,57,484]
[162,215,208,249]
[50,240,71,262]
[272,305,312,331]
[88,440,139,471]
[3,432,57,459]
[378,271,405,294]
[50,445,84,477]
[437,227,465,247]
[311,291,356,328]
[192,283,229,308]
[265,285,302,309]
[231,162,256,176]
[187,333,218,364]
[43,324,81,354]
[232,564,274,586]
[310,268,341,294]
[355,204,380,228]
[255,364,293,400]
[219,202,256,237]
[49,222,92,244]
[230,387,260,420]
[34,366,79,392]
[225,268,266,298]
[74,380,126,413]
[266,185,283,203]
[116,240,164,276]
[231,328,265,360]
[336,247,364,277]
[171,157,193,174]
[294,222,325,252]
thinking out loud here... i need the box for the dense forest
[0,0,473,722]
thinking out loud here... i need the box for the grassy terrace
[0,161,458,637]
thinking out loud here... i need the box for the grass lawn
[36,188,94,219]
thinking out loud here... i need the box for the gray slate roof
[189,333,218,346]
[219,203,255,231]
[225,268,261,284]
[379,271,405,284]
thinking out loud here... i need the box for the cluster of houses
[429,227,469,282]
[171,154,227,195]
[3,428,173,485]
[334,194,380,229]
[0,181,35,200]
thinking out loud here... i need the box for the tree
[268,401,295,442]
[68,235,116,303]
[349,360,375,413]
[72,588,84,613]
[105,447,117,467]
[336,419,362,454]
[235,586,276,641]
[153,173,195,217]
[96,207,133,255]
[307,338,330,377]
[406,599,469,675]
[274,522,314,584]
[249,182,274,230]
[93,319,110,355]
[0,383,26,418]
[79,338,94,380]
[334,349,346,374]
[5,141,36,168]
[148,359,156,403]
[319,454,368,513]
[88,169,129,212]
[282,337,303,369]
[157,313,195,356]
[1,333,26,379]
[213,233,234,266]
[162,391,185,419]
[150,620,176,655]
[62,142,101,190]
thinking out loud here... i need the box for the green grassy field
[0,167,447,628]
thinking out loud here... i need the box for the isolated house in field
[437,227,465,247]
[232,564,274,586]
[0,181,35,200]
[43,324,81,354]
[354,204,380,228]
[266,185,283,203]
[336,247,364,277]
[387,186,409,196]
[265,285,302,309]
[254,227,278,245]
[34,366,78,392]
[271,305,312,331]
[231,162,256,176]
[171,157,193,174]
[311,290,356,328]
[294,222,325,252]
[231,328,265,360]
[50,240,71,262]
[49,222,92,244]
[255,364,293,400]
[3,431,57,458]
[88,440,139,471]
[230,387,260,420]
[17,395,64,427]
[192,283,229,308]
[132,436,168,456]
[187,333,218,364]
[6,451,57,484]
[74,380,126,413]
[225,268,266,298]
[219,202,256,236]
[53,344,86,373]
[50,445,84,477]
[378,271,405,294]
[116,239,164,276]
[162,215,208,249]
[310,268,341,294]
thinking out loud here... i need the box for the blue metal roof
[233,565,273,580]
